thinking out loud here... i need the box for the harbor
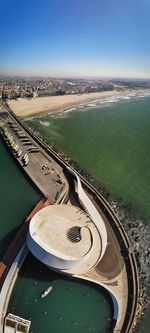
[0,101,142,333]
[0,125,112,333]
[8,253,113,333]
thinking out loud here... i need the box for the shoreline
[45,144,150,332]
[7,88,147,118]
[23,126,150,332]
[1,102,147,330]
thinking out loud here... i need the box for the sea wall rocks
[106,197,150,332]
[50,152,150,332]
[25,126,150,332]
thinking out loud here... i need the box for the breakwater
[13,121,139,332]
[54,154,150,332]
[24,94,150,332]
[22,126,149,332]
[3,102,141,332]
[0,117,112,333]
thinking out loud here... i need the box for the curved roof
[29,204,95,260]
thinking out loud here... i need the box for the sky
[0,0,150,78]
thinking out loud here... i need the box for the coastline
[7,89,139,118]
[2,100,150,332]
[43,145,150,332]
[22,96,150,331]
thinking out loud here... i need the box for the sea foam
[39,121,50,127]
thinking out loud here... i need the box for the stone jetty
[25,126,150,333]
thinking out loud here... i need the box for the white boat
[41,286,53,298]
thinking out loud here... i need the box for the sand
[8,90,122,118]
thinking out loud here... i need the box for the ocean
[26,91,150,220]
[26,90,150,332]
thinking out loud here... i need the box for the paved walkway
[0,103,69,203]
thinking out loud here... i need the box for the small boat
[41,286,53,298]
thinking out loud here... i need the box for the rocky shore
[25,127,150,332]
[53,149,150,333]
[106,196,150,333]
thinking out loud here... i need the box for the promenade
[0,102,69,203]
[0,101,139,333]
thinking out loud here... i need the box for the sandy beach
[8,90,123,118]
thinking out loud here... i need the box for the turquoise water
[26,93,150,221]
[0,136,41,260]
[9,253,113,333]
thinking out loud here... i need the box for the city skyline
[0,0,150,79]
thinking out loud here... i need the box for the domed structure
[27,204,102,273]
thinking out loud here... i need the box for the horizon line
[0,73,150,81]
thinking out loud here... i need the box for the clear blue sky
[0,0,150,78]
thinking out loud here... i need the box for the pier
[0,105,69,203]
[0,101,139,333]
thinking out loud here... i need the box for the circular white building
[27,204,102,273]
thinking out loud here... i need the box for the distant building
[33,91,38,98]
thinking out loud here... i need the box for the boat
[41,286,53,298]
